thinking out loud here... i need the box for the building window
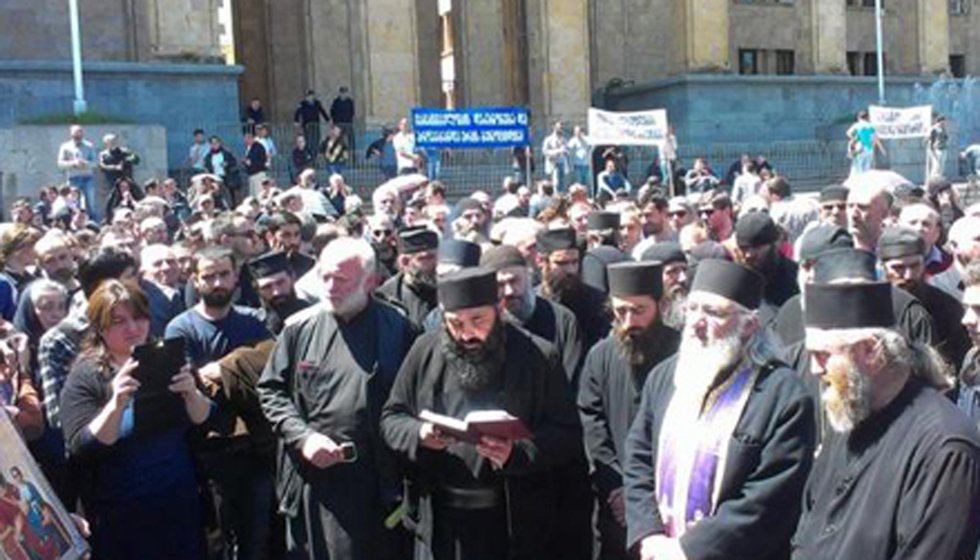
[776,50,795,75]
[864,52,883,76]
[739,49,759,75]
[847,0,878,6]
[847,51,861,75]
[950,0,969,15]
[951,55,966,78]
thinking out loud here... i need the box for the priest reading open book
[418,409,532,444]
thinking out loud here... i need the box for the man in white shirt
[567,125,592,188]
[543,121,570,193]
[56,125,98,221]
[393,117,418,175]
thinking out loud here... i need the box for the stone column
[918,0,950,74]
[810,0,847,74]
[454,1,510,107]
[148,0,222,60]
[527,0,591,126]
[361,0,422,127]
[684,0,729,71]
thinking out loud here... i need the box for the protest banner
[412,106,530,149]
[869,105,933,139]
[587,108,669,146]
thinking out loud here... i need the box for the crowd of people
[2,116,980,560]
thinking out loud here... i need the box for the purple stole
[655,364,758,538]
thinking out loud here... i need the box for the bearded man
[624,259,816,560]
[258,238,418,559]
[734,212,799,326]
[380,267,581,560]
[579,261,681,560]
[377,227,439,327]
[640,242,689,331]
[536,227,610,350]
[247,251,315,335]
[792,282,980,559]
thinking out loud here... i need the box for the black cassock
[624,355,816,560]
[377,271,438,329]
[258,299,417,560]
[380,324,582,560]
[536,282,610,352]
[791,377,980,560]
[578,324,681,560]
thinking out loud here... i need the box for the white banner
[587,108,669,146]
[869,105,933,139]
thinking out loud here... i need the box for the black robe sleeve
[624,361,669,546]
[257,325,313,452]
[893,439,980,559]
[379,337,429,465]
[578,344,622,498]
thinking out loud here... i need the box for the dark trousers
[429,504,508,560]
[200,450,277,560]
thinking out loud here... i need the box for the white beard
[672,323,745,406]
[323,288,369,320]
[822,355,873,433]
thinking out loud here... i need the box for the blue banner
[412,106,530,149]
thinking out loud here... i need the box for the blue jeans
[852,148,874,175]
[427,157,442,180]
[327,163,347,177]
[573,164,591,188]
[69,175,97,221]
[550,166,567,194]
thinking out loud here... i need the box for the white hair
[320,236,376,278]
[27,279,68,306]
[139,244,173,271]
[34,230,71,257]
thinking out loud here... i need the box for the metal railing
[167,121,934,199]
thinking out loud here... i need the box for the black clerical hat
[819,185,849,203]
[248,251,290,279]
[582,246,630,293]
[878,227,925,261]
[398,227,439,254]
[812,248,877,283]
[438,267,498,311]
[805,282,895,329]
[798,224,853,262]
[640,242,686,265]
[608,261,663,299]
[691,258,764,310]
[586,211,620,231]
[438,239,481,267]
[536,227,578,254]
[736,212,780,249]
[480,245,526,271]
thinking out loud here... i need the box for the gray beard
[661,291,688,331]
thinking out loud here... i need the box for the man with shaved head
[899,202,952,276]
[847,180,892,252]
[931,216,980,300]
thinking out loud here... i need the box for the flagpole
[68,0,87,115]
[875,0,885,105]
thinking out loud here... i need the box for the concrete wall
[0,61,242,171]
[0,125,167,210]
[605,73,935,145]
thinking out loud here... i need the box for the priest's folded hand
[607,487,626,527]
[301,432,344,469]
[418,421,452,451]
[476,435,513,469]
[639,535,687,560]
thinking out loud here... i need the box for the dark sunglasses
[372,229,393,237]
[668,210,688,218]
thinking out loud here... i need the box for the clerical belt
[655,363,758,538]
[433,485,505,510]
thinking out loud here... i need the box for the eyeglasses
[372,229,392,237]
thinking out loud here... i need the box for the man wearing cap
[377,228,439,327]
[249,251,316,335]
[878,226,970,368]
[624,259,815,560]
[735,212,799,326]
[482,244,592,560]
[420,240,483,333]
[640,242,689,331]
[380,267,581,560]
[536,227,611,350]
[818,185,848,227]
[792,282,980,559]
[452,197,489,244]
[259,238,418,560]
[586,211,623,250]
[579,261,681,560]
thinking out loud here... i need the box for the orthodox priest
[579,261,681,560]
[380,267,581,560]
[258,237,418,559]
[248,250,315,335]
[792,281,980,559]
[376,227,439,327]
[624,259,816,560]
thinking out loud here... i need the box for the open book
[419,409,533,444]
